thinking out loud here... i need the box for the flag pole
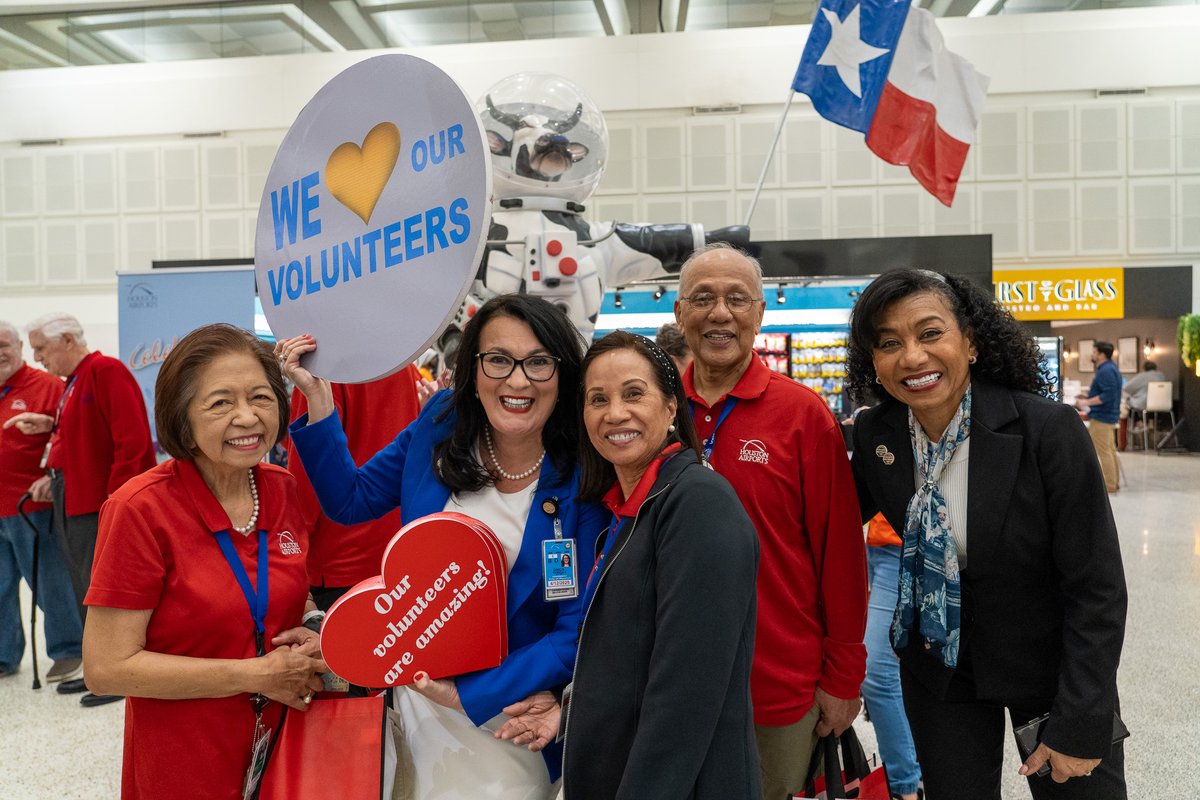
[744,87,798,227]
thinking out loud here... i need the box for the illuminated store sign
[993,267,1124,321]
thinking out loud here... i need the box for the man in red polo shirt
[5,312,156,707]
[674,244,867,800]
[0,321,83,684]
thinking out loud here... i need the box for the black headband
[633,333,679,394]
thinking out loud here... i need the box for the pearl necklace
[231,469,260,535]
[483,428,544,482]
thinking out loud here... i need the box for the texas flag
[792,0,989,206]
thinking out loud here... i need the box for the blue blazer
[290,391,606,780]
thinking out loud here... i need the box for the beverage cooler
[594,276,871,417]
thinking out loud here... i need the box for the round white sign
[255,54,491,383]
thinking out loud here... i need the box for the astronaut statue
[439,72,748,355]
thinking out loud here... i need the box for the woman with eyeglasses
[278,294,606,799]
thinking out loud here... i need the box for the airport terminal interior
[3,0,1200,797]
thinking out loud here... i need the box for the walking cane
[16,492,42,690]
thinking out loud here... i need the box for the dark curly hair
[846,269,1053,405]
[577,330,703,502]
[433,293,586,493]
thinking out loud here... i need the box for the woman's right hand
[275,334,335,424]
[251,647,327,711]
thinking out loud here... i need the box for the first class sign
[994,267,1124,321]
[254,54,491,383]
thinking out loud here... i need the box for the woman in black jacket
[847,269,1127,800]
[563,330,760,799]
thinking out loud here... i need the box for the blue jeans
[0,509,84,671]
[863,544,922,795]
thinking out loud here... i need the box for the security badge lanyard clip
[540,496,578,601]
[691,397,738,463]
[213,528,272,800]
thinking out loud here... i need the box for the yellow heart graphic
[325,122,401,225]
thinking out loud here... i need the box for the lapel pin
[875,445,895,466]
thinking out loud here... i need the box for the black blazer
[852,381,1127,759]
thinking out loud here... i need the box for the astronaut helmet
[477,72,608,205]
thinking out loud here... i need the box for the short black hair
[1094,341,1114,359]
[1144,360,1158,371]
[155,323,288,460]
[577,330,702,501]
[847,268,1053,405]
[432,294,586,493]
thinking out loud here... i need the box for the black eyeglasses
[476,352,561,382]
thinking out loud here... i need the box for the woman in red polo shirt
[82,324,326,800]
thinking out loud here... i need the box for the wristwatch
[301,609,325,634]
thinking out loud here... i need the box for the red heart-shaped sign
[321,513,508,687]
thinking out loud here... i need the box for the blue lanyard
[581,514,623,613]
[0,385,10,400]
[690,397,738,462]
[51,376,78,433]
[213,528,269,657]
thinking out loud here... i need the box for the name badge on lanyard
[540,496,578,601]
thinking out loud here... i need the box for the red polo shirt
[284,365,421,587]
[684,356,866,727]
[45,351,156,516]
[87,460,310,800]
[0,363,63,515]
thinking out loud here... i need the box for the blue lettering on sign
[263,198,472,306]
[410,124,467,173]
[271,171,322,251]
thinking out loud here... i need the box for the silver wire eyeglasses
[679,292,763,313]
[476,352,561,381]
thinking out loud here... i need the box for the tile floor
[2,450,1198,798]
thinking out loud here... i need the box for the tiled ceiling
[0,0,1189,70]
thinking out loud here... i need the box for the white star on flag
[816,4,890,98]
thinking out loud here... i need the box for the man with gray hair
[673,244,867,800]
[4,312,155,706]
[0,320,84,684]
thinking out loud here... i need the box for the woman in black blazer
[846,269,1127,800]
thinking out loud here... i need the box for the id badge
[541,538,578,601]
[241,714,272,800]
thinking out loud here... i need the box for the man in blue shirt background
[1076,341,1123,493]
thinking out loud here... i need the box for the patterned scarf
[890,386,972,668]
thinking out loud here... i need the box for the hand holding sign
[320,513,509,688]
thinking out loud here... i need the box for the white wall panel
[687,118,733,192]
[122,217,160,271]
[204,214,247,260]
[1028,106,1073,179]
[1028,182,1075,256]
[243,139,282,209]
[833,191,876,239]
[161,144,200,211]
[41,151,79,216]
[81,150,118,214]
[1128,178,1176,254]
[162,215,201,261]
[1128,101,1174,175]
[642,122,686,194]
[1076,180,1126,255]
[1177,100,1200,174]
[687,193,735,229]
[43,220,80,284]
[781,116,826,187]
[589,196,641,226]
[878,187,925,238]
[643,196,687,224]
[1076,104,1125,177]
[735,116,781,190]
[931,187,974,236]
[1,222,39,285]
[832,126,877,186]
[81,218,119,283]
[202,142,244,209]
[597,124,637,195]
[977,108,1024,181]
[120,147,160,212]
[1179,178,1200,251]
[782,191,828,240]
[977,183,1024,258]
[737,192,781,241]
[1,152,37,217]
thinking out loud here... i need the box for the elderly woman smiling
[83,324,326,800]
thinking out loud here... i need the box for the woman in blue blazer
[280,294,606,798]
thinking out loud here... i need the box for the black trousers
[50,471,100,626]
[900,666,1126,800]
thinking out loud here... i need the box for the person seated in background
[279,294,607,799]
[1121,360,1165,416]
[83,324,326,800]
[654,321,692,375]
